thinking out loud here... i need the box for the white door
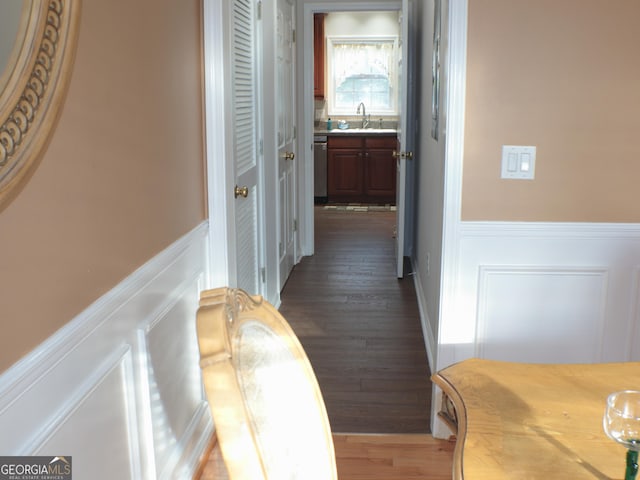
[230,0,264,295]
[395,0,417,278]
[277,0,296,290]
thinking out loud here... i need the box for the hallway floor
[198,433,455,480]
[279,206,432,433]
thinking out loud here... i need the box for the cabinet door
[313,13,325,99]
[328,149,363,201]
[365,148,397,202]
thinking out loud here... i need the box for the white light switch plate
[501,145,536,180]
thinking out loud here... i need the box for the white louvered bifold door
[231,0,262,295]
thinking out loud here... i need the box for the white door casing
[298,2,402,260]
[203,0,233,290]
[277,0,297,290]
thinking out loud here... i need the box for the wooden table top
[432,359,640,480]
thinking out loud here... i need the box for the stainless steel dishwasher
[314,135,327,203]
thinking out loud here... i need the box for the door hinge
[257,1,262,20]
[292,29,296,43]
[293,219,298,232]
[261,267,266,283]
[259,138,263,155]
[293,126,297,140]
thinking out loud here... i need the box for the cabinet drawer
[328,136,364,149]
[364,136,397,149]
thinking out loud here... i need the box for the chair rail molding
[0,221,213,479]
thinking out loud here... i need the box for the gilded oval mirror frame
[0,0,81,211]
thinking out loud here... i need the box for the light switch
[501,146,536,180]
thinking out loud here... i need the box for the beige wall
[0,0,205,373]
[462,0,640,222]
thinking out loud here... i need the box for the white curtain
[332,41,395,88]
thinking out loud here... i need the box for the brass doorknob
[283,151,295,161]
[234,185,249,198]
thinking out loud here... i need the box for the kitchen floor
[279,206,431,433]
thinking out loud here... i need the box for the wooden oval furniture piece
[196,287,337,480]
[433,359,640,479]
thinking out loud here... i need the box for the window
[326,36,398,116]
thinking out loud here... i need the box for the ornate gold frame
[0,0,81,211]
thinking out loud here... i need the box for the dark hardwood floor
[279,206,432,434]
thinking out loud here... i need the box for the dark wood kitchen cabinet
[314,13,325,99]
[327,135,397,204]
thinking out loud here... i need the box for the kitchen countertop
[315,128,397,136]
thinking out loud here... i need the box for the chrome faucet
[356,102,370,129]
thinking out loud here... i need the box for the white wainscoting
[475,265,609,363]
[424,221,640,437]
[0,222,213,479]
[437,221,640,368]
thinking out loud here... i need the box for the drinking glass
[604,390,640,480]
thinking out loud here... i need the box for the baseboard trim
[410,258,436,374]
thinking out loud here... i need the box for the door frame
[203,0,233,289]
[298,1,403,258]
[203,0,466,305]
[203,0,279,306]
[203,0,268,294]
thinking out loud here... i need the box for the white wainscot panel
[476,266,608,363]
[35,348,140,479]
[143,283,210,480]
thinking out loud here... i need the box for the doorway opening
[306,7,402,223]
[297,2,415,281]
